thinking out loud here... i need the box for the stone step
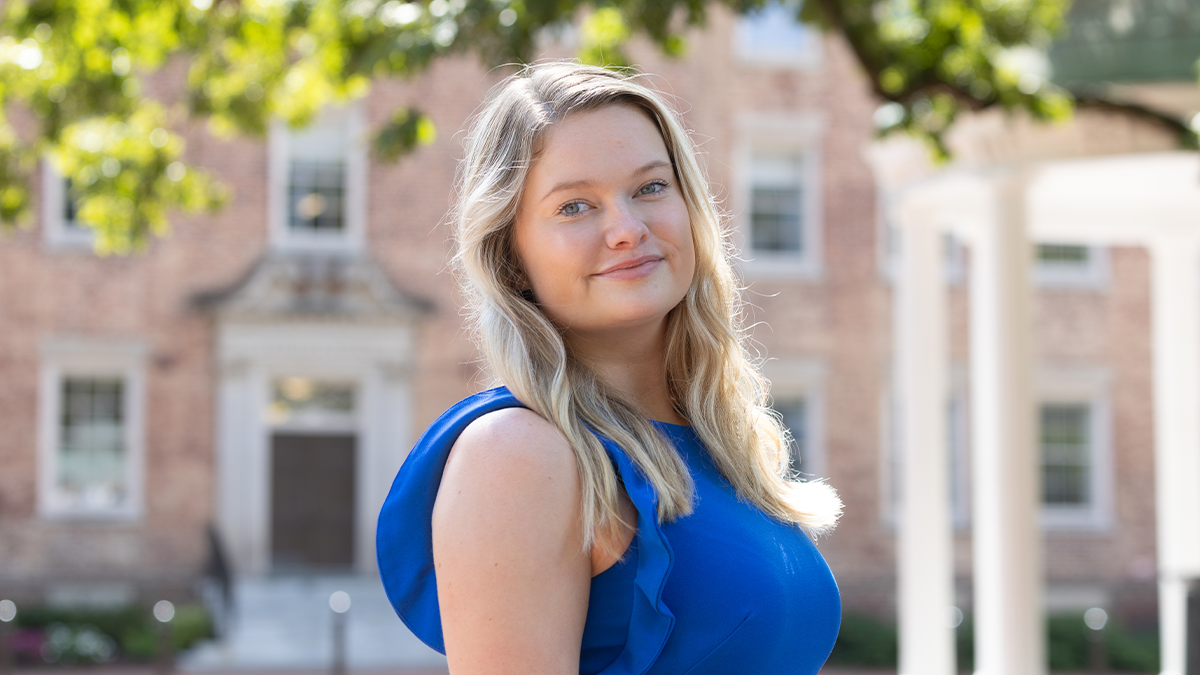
[180,576,446,671]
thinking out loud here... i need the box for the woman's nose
[604,201,650,249]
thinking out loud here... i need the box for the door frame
[214,321,417,577]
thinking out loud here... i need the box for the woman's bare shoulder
[434,409,592,673]
[445,407,577,487]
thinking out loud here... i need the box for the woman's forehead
[532,106,669,172]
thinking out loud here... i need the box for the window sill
[1041,509,1113,533]
[738,253,822,282]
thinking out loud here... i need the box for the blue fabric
[376,387,841,675]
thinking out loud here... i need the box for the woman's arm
[432,407,593,675]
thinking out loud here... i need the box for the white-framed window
[734,113,824,280]
[764,358,827,479]
[881,373,971,529]
[268,105,367,252]
[41,161,95,249]
[1038,367,1113,531]
[1033,243,1109,289]
[38,338,147,520]
[734,0,822,69]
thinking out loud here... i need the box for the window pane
[1037,244,1090,266]
[57,377,127,510]
[735,0,813,59]
[288,161,345,232]
[751,187,803,252]
[749,152,804,254]
[774,398,807,472]
[1040,404,1091,505]
[269,378,356,426]
[62,178,90,232]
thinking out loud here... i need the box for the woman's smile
[593,254,665,280]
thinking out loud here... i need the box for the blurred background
[1,0,1199,673]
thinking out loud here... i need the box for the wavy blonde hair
[453,62,841,549]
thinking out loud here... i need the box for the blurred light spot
[122,78,141,98]
[1017,73,1041,95]
[191,0,213,9]
[150,128,169,148]
[874,102,905,129]
[1189,112,1200,134]
[246,82,264,101]
[499,8,517,26]
[297,193,328,219]
[1084,607,1108,631]
[381,1,422,26]
[18,40,43,70]
[285,70,306,91]
[48,84,66,102]
[101,159,120,178]
[167,162,186,182]
[0,599,16,622]
[280,377,315,401]
[111,48,131,76]
[429,0,448,17]
[36,60,56,80]
[296,34,317,55]
[329,591,351,614]
[34,24,52,43]
[433,21,457,46]
[153,600,175,623]
[946,605,964,628]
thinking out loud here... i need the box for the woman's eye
[559,201,588,216]
[639,180,668,196]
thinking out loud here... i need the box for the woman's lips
[594,255,664,280]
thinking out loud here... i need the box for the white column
[969,174,1044,675]
[215,358,260,575]
[1149,235,1200,675]
[894,215,956,675]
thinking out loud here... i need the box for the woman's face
[513,104,695,341]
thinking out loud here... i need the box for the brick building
[0,2,1184,665]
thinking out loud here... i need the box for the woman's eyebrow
[541,160,673,202]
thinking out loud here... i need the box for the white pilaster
[1149,235,1200,675]
[894,213,956,675]
[216,358,264,575]
[969,173,1044,675]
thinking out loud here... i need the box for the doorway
[267,377,358,573]
[270,433,357,571]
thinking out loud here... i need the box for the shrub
[11,603,213,664]
[826,611,1159,672]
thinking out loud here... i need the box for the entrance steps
[180,575,447,671]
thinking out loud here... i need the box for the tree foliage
[0,0,1080,252]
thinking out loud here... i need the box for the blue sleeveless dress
[376,387,840,674]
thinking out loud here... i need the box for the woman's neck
[564,321,686,425]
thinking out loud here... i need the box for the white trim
[41,160,95,250]
[1037,366,1114,532]
[1032,243,1110,290]
[37,337,147,521]
[733,0,823,70]
[763,358,827,479]
[268,104,368,253]
[733,112,825,281]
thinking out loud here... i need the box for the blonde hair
[453,62,840,549]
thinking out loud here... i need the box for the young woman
[376,62,843,675]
